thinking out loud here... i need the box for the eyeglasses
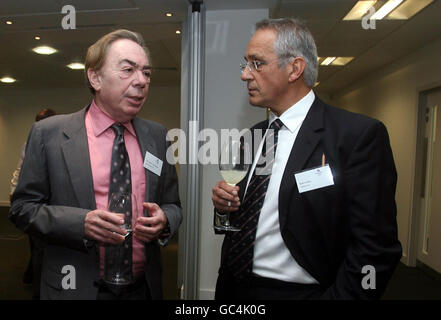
[240,60,266,73]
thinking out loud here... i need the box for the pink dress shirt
[85,101,146,278]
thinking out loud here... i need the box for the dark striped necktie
[226,118,284,282]
[104,123,133,286]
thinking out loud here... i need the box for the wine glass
[214,137,251,232]
[108,192,133,237]
[104,192,134,285]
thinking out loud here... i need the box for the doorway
[411,87,441,275]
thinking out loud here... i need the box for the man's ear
[87,69,101,92]
[287,57,306,83]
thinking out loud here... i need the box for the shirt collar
[88,100,137,137]
[268,90,315,133]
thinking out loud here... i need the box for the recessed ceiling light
[176,30,181,34]
[32,46,57,55]
[343,0,427,21]
[372,0,404,20]
[35,36,41,40]
[332,57,354,66]
[321,57,336,66]
[343,1,377,20]
[67,63,85,70]
[1,77,16,83]
[166,13,173,17]
[388,0,434,19]
[6,21,13,25]
[320,57,354,66]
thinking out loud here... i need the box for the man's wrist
[159,220,171,239]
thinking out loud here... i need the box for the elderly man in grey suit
[9,29,182,300]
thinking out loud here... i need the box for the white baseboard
[198,288,215,300]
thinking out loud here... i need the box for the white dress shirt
[245,90,319,284]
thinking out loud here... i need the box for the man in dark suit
[212,18,401,299]
[9,29,182,300]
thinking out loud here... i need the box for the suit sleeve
[8,123,89,252]
[321,121,402,299]
[157,132,182,246]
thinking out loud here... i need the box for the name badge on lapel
[294,164,334,193]
[143,151,163,176]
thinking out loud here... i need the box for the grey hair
[256,18,318,87]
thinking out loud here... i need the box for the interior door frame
[408,83,441,267]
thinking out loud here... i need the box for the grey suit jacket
[9,106,182,300]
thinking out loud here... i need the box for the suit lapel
[61,107,96,210]
[132,118,157,202]
[278,98,325,230]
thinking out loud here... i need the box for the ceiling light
[343,0,433,21]
[314,82,320,87]
[166,13,173,17]
[176,30,181,34]
[1,77,16,83]
[388,0,434,19]
[372,0,404,20]
[32,46,57,55]
[35,36,41,40]
[331,57,354,66]
[321,57,336,66]
[67,63,85,70]
[320,57,354,66]
[6,21,13,25]
[343,1,377,20]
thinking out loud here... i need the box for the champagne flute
[104,192,134,285]
[215,137,251,232]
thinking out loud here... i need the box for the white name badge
[143,151,163,176]
[294,164,334,193]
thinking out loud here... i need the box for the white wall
[0,85,180,204]
[330,35,441,263]
[198,8,268,299]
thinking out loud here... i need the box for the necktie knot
[111,123,125,138]
[270,118,283,132]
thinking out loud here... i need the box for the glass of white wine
[215,137,251,232]
[104,192,134,285]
